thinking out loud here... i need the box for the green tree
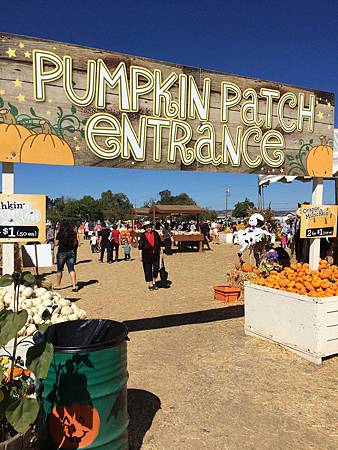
[157,190,196,205]
[232,198,254,218]
[99,190,133,221]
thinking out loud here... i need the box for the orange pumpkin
[20,120,74,166]
[48,402,100,449]
[306,136,333,177]
[242,263,253,272]
[0,109,33,162]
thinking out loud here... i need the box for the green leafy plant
[0,271,53,441]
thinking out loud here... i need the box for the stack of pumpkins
[0,285,87,336]
[251,261,338,297]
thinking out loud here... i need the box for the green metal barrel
[41,320,129,450]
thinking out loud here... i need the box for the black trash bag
[159,257,168,282]
[44,319,128,353]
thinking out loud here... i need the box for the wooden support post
[309,177,323,270]
[2,162,15,274]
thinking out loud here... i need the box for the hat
[143,221,153,228]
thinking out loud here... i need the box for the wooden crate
[244,283,338,364]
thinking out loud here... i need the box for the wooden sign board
[300,204,337,238]
[0,193,46,242]
[0,33,335,176]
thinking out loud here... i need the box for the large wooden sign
[0,193,46,242]
[0,33,335,176]
[300,204,337,238]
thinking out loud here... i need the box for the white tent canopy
[259,129,338,186]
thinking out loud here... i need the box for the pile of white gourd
[0,285,87,337]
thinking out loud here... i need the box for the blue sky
[1,0,337,211]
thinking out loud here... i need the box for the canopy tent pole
[309,177,323,270]
[2,162,15,274]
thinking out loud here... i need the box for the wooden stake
[309,177,323,270]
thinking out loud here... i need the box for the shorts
[57,250,75,273]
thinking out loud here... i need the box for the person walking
[138,221,163,290]
[98,222,112,263]
[110,225,120,262]
[54,221,78,292]
[199,221,211,250]
[162,222,172,255]
[84,221,89,240]
[90,233,98,253]
[45,222,55,263]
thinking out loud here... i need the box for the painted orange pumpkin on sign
[48,402,100,449]
[20,120,75,166]
[0,109,33,162]
[306,136,333,177]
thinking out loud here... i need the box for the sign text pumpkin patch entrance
[0,34,334,176]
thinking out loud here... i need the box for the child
[122,239,131,260]
[90,233,98,253]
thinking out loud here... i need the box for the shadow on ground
[124,305,243,332]
[128,388,161,450]
[77,279,99,290]
[76,259,92,265]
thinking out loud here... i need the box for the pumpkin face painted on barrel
[48,402,100,449]
[306,136,333,177]
[0,109,33,162]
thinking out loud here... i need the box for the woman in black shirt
[138,222,163,290]
[54,221,78,292]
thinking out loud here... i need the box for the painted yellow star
[73,136,78,141]
[6,48,16,58]
[13,79,22,88]
[280,168,284,173]
[16,94,25,103]
[18,42,25,49]
[0,89,5,96]
[317,111,324,120]
[48,99,52,103]
[46,111,51,116]
[24,51,31,58]
[75,145,81,151]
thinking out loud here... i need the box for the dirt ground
[44,239,338,450]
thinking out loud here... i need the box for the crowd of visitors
[44,214,337,292]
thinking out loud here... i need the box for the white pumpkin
[34,287,47,296]
[55,317,66,323]
[41,292,52,301]
[22,287,34,298]
[17,325,27,337]
[58,298,70,307]
[61,306,72,317]
[51,314,59,324]
[42,299,53,307]
[32,314,43,324]
[68,313,79,321]
[21,299,33,309]
[32,298,42,306]
[78,309,87,320]
[26,324,37,335]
